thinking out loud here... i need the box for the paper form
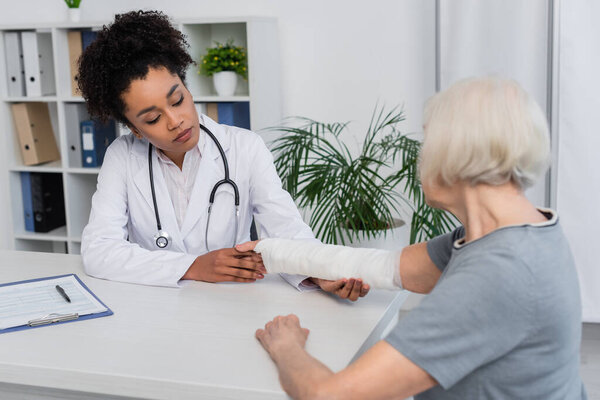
[0,275,107,330]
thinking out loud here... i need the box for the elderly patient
[237,77,587,399]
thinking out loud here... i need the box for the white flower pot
[342,218,410,251]
[212,71,237,97]
[68,8,81,22]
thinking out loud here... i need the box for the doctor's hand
[183,248,266,283]
[310,277,370,302]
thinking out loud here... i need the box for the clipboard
[0,274,113,334]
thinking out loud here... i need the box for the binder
[67,31,83,96]
[206,102,219,121]
[22,31,56,97]
[0,274,113,335]
[11,102,60,165]
[195,102,207,117]
[20,172,34,231]
[81,30,98,51]
[4,31,26,97]
[217,102,251,129]
[80,119,117,167]
[19,172,65,233]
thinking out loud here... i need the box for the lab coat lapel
[131,139,155,212]
[131,139,184,249]
[180,120,231,239]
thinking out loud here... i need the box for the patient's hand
[311,277,370,302]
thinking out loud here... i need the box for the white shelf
[193,96,250,102]
[62,96,85,102]
[0,17,281,254]
[13,225,67,241]
[9,160,63,172]
[6,96,58,102]
[65,167,100,174]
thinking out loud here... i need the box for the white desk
[0,250,407,400]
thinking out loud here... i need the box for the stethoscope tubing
[148,123,240,250]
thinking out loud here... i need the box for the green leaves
[64,0,81,8]
[270,105,458,245]
[199,39,248,79]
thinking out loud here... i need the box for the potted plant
[269,105,458,246]
[64,0,82,22]
[199,40,248,97]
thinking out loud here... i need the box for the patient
[237,77,587,399]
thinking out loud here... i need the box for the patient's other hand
[311,277,370,302]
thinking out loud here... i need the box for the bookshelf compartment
[15,239,67,253]
[64,172,97,239]
[181,23,249,98]
[11,171,67,236]
[8,100,61,168]
[64,102,90,168]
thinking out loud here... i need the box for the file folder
[0,274,113,335]
[11,102,60,165]
[80,119,117,167]
[81,30,98,50]
[4,31,26,97]
[195,102,207,118]
[20,171,34,232]
[206,102,219,121]
[22,31,56,97]
[67,31,83,96]
[19,172,66,233]
[217,102,251,129]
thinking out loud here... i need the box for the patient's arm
[256,314,437,400]
[236,240,441,293]
[398,242,442,294]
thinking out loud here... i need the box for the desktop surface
[0,250,406,400]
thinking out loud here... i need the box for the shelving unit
[0,17,281,254]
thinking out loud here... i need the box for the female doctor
[78,10,368,299]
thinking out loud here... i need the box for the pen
[55,285,71,303]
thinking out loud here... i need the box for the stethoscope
[148,123,240,251]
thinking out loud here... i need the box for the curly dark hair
[77,10,194,124]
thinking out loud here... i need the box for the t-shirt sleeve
[426,226,465,271]
[385,252,534,389]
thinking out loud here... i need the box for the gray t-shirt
[385,210,587,399]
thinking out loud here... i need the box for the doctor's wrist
[182,256,205,281]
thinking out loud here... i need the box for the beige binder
[67,31,83,97]
[11,102,60,165]
[206,103,219,122]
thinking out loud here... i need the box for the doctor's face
[121,66,200,158]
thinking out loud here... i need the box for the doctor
[78,10,368,299]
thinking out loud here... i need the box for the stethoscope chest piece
[154,230,171,249]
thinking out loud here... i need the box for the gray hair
[420,76,550,189]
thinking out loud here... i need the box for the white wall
[556,0,600,323]
[439,0,550,207]
[0,0,436,251]
[1,0,436,133]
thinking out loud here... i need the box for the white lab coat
[81,115,315,288]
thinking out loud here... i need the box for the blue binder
[20,172,34,231]
[80,119,117,167]
[81,30,98,50]
[217,102,251,129]
[0,274,113,334]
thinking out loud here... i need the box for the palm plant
[269,105,458,245]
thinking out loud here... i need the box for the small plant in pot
[269,105,458,246]
[199,39,247,97]
[64,0,82,22]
